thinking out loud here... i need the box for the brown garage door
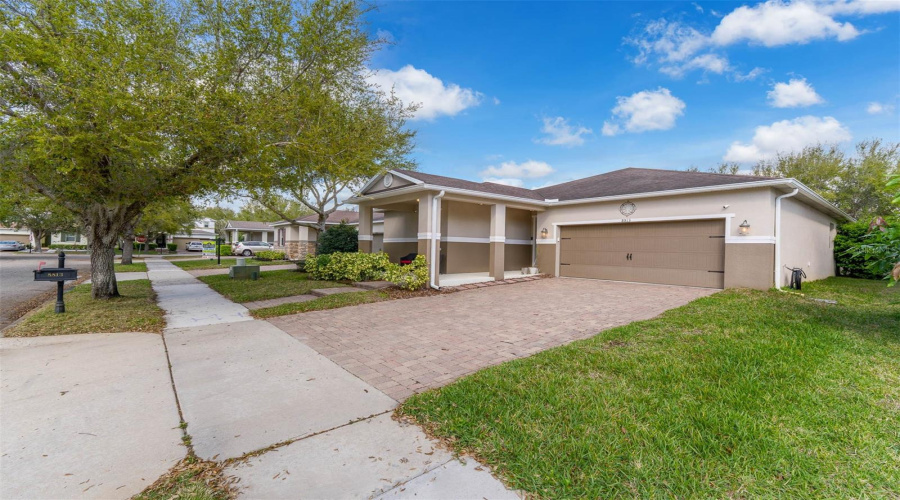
[559,219,725,288]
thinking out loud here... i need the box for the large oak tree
[1,0,385,298]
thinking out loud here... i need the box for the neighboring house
[50,230,88,246]
[168,217,219,250]
[272,210,385,261]
[347,168,851,289]
[0,225,32,245]
[223,220,276,245]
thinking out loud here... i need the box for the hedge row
[305,252,428,290]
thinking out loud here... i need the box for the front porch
[355,189,543,288]
[439,270,542,287]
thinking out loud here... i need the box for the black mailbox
[33,252,79,313]
[33,268,78,282]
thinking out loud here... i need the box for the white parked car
[186,241,204,252]
[0,241,25,251]
[233,241,273,256]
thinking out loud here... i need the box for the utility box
[229,265,260,280]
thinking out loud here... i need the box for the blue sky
[364,0,900,189]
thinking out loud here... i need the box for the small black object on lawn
[787,266,807,290]
[33,251,78,313]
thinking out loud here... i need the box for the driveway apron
[147,259,518,498]
[0,333,183,499]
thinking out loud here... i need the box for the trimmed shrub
[148,243,158,251]
[384,255,429,290]
[835,220,881,279]
[304,252,429,290]
[255,250,285,261]
[305,252,391,282]
[218,244,232,256]
[49,244,87,250]
[166,243,178,252]
[317,222,359,255]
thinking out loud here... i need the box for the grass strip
[5,280,165,337]
[252,290,390,318]
[171,257,292,270]
[199,270,346,303]
[114,262,148,273]
[400,278,900,498]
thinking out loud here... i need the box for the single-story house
[272,210,385,261]
[223,220,276,244]
[51,230,88,246]
[346,168,851,289]
[0,225,32,244]
[168,217,219,250]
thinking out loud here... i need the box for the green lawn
[400,278,900,498]
[114,262,147,272]
[6,280,165,337]
[198,269,346,303]
[171,257,291,271]
[252,290,389,318]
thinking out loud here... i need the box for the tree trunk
[121,234,134,265]
[89,239,119,299]
[31,229,43,253]
[121,218,138,265]
[84,204,142,299]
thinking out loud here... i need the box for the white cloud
[535,116,592,147]
[734,67,767,81]
[711,1,859,47]
[724,115,851,163]
[368,65,483,120]
[625,0,898,78]
[480,160,555,179]
[767,78,824,107]
[483,178,525,188]
[867,101,895,114]
[602,88,686,136]
[492,97,501,105]
[821,0,900,15]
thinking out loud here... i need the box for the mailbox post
[33,251,78,313]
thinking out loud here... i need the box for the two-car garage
[558,219,726,289]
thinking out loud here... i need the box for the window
[61,232,79,242]
[203,222,210,228]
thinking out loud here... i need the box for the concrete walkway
[146,260,252,329]
[0,333,183,499]
[145,259,518,498]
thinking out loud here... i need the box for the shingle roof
[296,210,385,225]
[534,168,778,201]
[393,168,776,202]
[394,170,546,200]
[226,220,274,231]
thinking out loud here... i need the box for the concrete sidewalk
[0,333,183,499]
[146,259,252,329]
[147,257,519,498]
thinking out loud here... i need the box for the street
[0,252,92,331]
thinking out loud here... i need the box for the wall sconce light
[738,220,751,236]
[540,227,549,239]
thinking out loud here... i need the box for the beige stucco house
[272,210,384,261]
[346,168,851,290]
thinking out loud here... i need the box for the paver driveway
[270,278,716,401]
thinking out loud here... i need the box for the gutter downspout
[774,187,799,289]
[430,190,446,290]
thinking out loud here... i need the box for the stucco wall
[778,196,837,286]
[384,210,418,239]
[536,187,777,239]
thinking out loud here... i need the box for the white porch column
[261,231,268,243]
[358,205,373,253]
[489,203,506,280]
[416,193,442,286]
